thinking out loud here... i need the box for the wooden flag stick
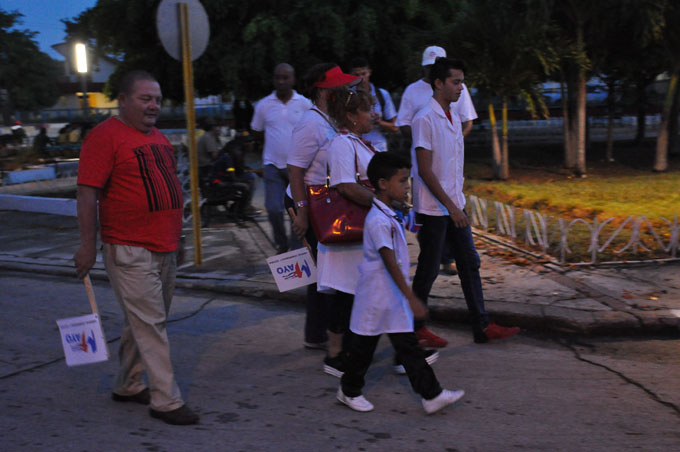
[83,274,99,315]
[287,207,315,262]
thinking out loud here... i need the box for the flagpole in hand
[287,207,315,263]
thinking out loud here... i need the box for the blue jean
[411,212,490,334]
[264,164,289,250]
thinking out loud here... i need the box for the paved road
[1,272,679,451]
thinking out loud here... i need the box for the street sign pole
[157,0,209,266]
[179,2,202,265]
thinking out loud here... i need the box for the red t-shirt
[78,118,183,252]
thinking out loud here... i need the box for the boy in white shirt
[336,152,464,414]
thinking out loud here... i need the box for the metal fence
[466,194,679,265]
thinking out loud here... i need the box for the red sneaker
[484,322,520,340]
[416,327,448,348]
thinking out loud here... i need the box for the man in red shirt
[74,70,198,425]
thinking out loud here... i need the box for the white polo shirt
[396,79,477,127]
[350,199,414,335]
[363,83,397,153]
[286,107,336,188]
[316,133,378,294]
[250,90,312,169]
[411,97,466,216]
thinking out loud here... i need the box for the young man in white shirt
[349,57,398,153]
[398,46,479,344]
[396,46,477,140]
[411,57,520,344]
[251,63,313,253]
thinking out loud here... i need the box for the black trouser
[284,195,329,344]
[412,212,490,334]
[341,332,442,400]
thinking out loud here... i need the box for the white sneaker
[422,389,464,414]
[394,350,439,375]
[336,387,374,412]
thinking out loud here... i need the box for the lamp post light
[75,43,88,118]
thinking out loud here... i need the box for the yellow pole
[179,2,202,265]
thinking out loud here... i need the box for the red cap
[313,66,360,88]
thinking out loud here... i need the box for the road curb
[2,258,678,338]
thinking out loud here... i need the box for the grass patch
[461,140,680,263]
[465,171,680,221]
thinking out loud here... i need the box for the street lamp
[75,43,88,118]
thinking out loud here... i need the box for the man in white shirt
[396,45,477,140]
[251,63,313,253]
[197,118,220,180]
[398,45,479,326]
[349,57,398,153]
[411,57,519,344]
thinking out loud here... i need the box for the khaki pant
[103,243,184,412]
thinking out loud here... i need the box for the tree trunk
[635,80,647,144]
[669,78,680,156]
[500,97,509,180]
[575,70,587,176]
[605,79,616,162]
[562,74,577,169]
[489,103,502,179]
[654,71,679,172]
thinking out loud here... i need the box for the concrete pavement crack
[556,338,680,418]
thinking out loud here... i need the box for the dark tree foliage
[63,0,464,101]
[0,9,61,111]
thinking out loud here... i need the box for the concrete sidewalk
[1,190,679,336]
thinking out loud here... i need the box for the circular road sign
[156,0,210,61]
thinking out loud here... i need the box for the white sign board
[266,247,317,292]
[56,314,109,367]
[156,0,210,61]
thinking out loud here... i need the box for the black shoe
[473,328,489,344]
[323,355,345,378]
[149,405,199,425]
[111,388,150,405]
[245,205,262,216]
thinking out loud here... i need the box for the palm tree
[593,0,667,162]
[453,0,554,180]
[550,0,601,176]
[654,1,680,172]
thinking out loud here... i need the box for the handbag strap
[323,130,378,186]
[344,131,377,182]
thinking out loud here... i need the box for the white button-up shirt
[350,199,414,335]
[396,79,477,127]
[316,133,378,295]
[411,97,466,215]
[250,90,312,169]
[286,107,336,189]
[362,83,397,153]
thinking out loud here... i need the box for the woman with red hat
[285,64,360,365]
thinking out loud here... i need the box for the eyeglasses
[345,90,355,107]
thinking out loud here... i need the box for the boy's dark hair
[118,70,158,96]
[349,56,370,70]
[429,57,466,90]
[367,152,412,191]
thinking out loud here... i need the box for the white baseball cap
[422,46,447,66]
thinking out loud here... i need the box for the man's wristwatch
[296,200,308,208]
